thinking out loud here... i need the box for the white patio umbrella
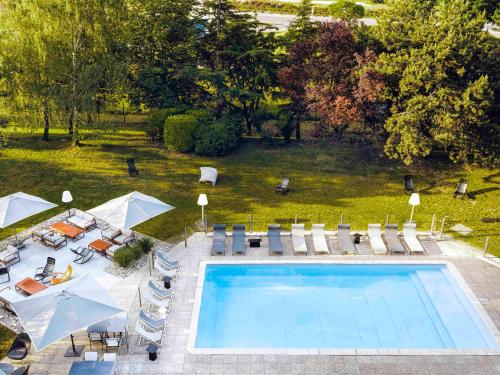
[87,191,174,230]
[0,192,58,245]
[11,274,124,357]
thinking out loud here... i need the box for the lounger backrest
[403,223,417,238]
[368,224,381,239]
[312,224,325,237]
[456,179,468,194]
[213,224,226,234]
[337,224,351,237]
[267,224,280,237]
[291,224,305,236]
[279,178,289,189]
[404,175,413,190]
[232,224,245,237]
[44,257,56,274]
[385,224,399,237]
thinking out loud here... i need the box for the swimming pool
[192,263,500,351]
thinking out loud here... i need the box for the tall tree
[198,0,279,135]
[377,0,499,166]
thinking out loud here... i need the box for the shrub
[145,107,186,143]
[276,109,295,142]
[184,108,215,127]
[328,0,365,19]
[194,114,242,156]
[136,237,154,254]
[260,120,281,147]
[114,244,143,267]
[164,114,198,152]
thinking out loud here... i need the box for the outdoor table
[68,361,114,375]
[15,277,48,295]
[88,239,112,256]
[146,344,159,361]
[248,238,261,248]
[51,222,85,241]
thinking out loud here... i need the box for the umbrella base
[64,345,84,357]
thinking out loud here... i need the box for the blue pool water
[195,264,499,349]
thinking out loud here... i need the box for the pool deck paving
[3,231,500,375]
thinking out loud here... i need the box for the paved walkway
[3,233,500,374]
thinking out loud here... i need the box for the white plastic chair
[199,167,218,186]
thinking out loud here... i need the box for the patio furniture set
[211,222,427,256]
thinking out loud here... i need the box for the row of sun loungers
[211,223,427,256]
[134,252,180,346]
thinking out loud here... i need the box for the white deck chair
[144,284,172,311]
[402,223,425,255]
[291,224,307,255]
[135,321,163,346]
[154,259,177,280]
[312,224,329,254]
[84,352,98,361]
[368,224,387,255]
[199,167,218,186]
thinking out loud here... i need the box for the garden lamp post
[62,190,73,216]
[197,193,208,232]
[408,193,420,223]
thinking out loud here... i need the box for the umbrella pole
[64,334,84,357]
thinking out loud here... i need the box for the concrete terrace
[2,230,500,375]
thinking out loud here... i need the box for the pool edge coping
[186,259,500,356]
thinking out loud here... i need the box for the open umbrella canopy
[11,274,123,352]
[87,191,174,230]
[0,192,57,228]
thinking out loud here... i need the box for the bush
[136,237,154,254]
[276,109,295,142]
[328,0,365,19]
[260,120,280,147]
[194,114,242,156]
[164,114,198,152]
[145,107,186,143]
[114,244,143,268]
[185,108,215,127]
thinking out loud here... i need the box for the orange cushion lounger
[51,264,73,285]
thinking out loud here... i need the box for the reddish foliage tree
[278,21,387,142]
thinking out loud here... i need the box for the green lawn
[0,122,498,256]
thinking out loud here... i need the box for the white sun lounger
[144,285,172,311]
[338,224,356,255]
[368,224,387,255]
[312,224,329,254]
[402,223,425,255]
[154,259,177,280]
[135,320,163,346]
[384,224,405,254]
[291,224,307,255]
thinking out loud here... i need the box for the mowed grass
[0,121,499,256]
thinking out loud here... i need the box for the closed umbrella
[0,192,58,246]
[11,274,123,357]
[87,191,174,230]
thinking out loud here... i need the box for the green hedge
[164,114,198,152]
[145,107,186,143]
[194,114,242,156]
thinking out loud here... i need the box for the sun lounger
[144,285,171,311]
[51,264,72,285]
[147,280,173,300]
[135,320,163,346]
[155,252,179,269]
[384,224,405,254]
[291,224,307,255]
[199,167,218,186]
[267,224,283,255]
[368,224,387,255]
[453,178,468,199]
[275,177,290,194]
[34,257,56,283]
[402,223,425,255]
[0,245,20,267]
[232,224,246,255]
[7,333,31,360]
[312,224,329,254]
[0,286,23,312]
[139,309,167,331]
[127,158,139,177]
[154,260,177,280]
[212,224,227,255]
[337,224,356,255]
[71,246,94,264]
[404,175,414,193]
